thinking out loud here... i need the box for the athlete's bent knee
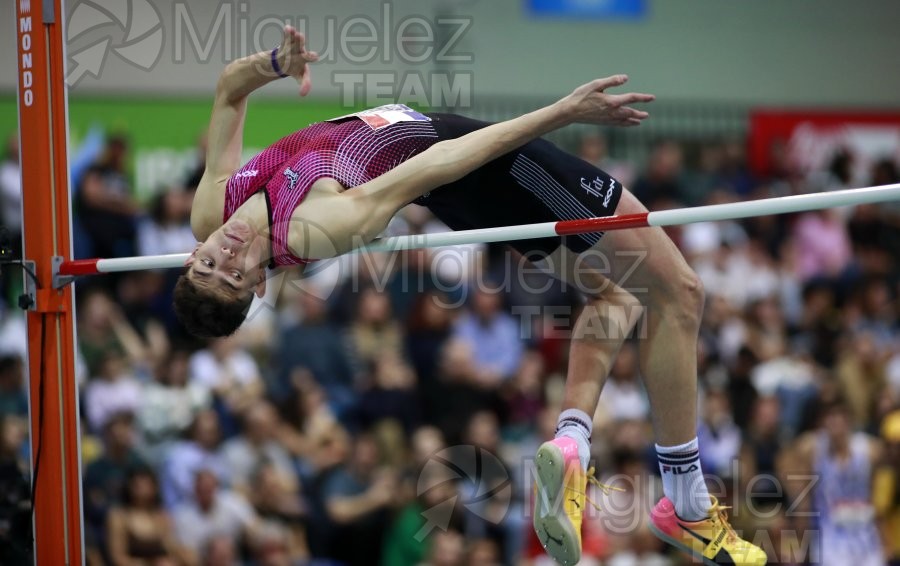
[672,267,704,327]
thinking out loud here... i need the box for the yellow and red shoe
[533,437,584,565]
[649,496,767,565]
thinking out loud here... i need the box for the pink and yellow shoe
[649,496,767,565]
[533,437,584,565]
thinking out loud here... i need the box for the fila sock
[656,438,712,521]
[555,408,592,471]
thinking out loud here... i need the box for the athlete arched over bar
[179,26,766,566]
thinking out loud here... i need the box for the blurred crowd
[0,125,899,566]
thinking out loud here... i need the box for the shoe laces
[567,466,624,512]
[708,498,738,544]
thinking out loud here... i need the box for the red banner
[749,110,900,180]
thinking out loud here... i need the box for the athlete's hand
[561,75,654,127]
[275,25,319,96]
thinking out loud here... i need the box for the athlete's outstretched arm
[191,26,318,236]
[355,75,654,214]
[291,76,654,259]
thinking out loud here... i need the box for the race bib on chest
[326,104,431,130]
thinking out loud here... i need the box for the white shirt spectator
[172,489,257,555]
[219,437,296,491]
[84,374,142,432]
[160,442,231,508]
[0,308,27,358]
[0,157,22,232]
[137,218,197,257]
[138,382,210,445]
[598,377,650,422]
[188,347,261,390]
[750,356,816,397]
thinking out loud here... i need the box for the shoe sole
[533,442,581,566]
[648,522,719,566]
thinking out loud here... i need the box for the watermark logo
[415,445,512,541]
[66,0,164,86]
[64,0,474,108]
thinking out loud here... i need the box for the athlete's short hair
[173,272,252,338]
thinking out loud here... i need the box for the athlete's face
[185,219,267,300]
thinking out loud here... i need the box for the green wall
[0,93,356,149]
[0,93,361,199]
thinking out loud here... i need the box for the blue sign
[528,0,647,20]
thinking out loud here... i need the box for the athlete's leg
[586,189,766,565]
[533,246,642,439]
[588,189,703,448]
[530,246,642,565]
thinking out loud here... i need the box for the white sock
[555,409,592,470]
[656,438,712,521]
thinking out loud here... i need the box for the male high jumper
[178,26,766,566]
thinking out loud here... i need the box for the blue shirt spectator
[452,287,524,381]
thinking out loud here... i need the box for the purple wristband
[271,47,288,78]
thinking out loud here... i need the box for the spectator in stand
[790,208,854,283]
[382,463,461,566]
[0,303,27,359]
[697,389,743,479]
[219,400,297,495]
[346,286,405,375]
[138,349,211,465]
[188,335,263,434]
[426,529,466,566]
[782,398,885,566]
[247,462,310,565]
[466,538,502,566]
[740,395,784,501]
[183,133,208,193]
[459,411,515,562]
[106,466,186,566]
[874,409,900,566]
[320,432,397,565]
[274,290,355,415]
[356,351,420,435]
[406,290,456,392]
[597,341,649,424]
[275,368,336,472]
[792,281,841,369]
[850,276,897,349]
[835,331,887,429]
[0,415,31,565]
[303,422,351,559]
[427,338,489,442]
[199,536,237,566]
[502,349,546,437]
[115,271,172,366]
[77,288,155,378]
[742,295,789,364]
[137,187,196,258]
[160,409,230,509]
[631,140,684,208]
[75,134,140,259]
[84,351,144,434]
[0,134,21,240]
[0,134,22,306]
[172,469,259,563]
[0,355,27,419]
[452,286,524,384]
[83,412,147,562]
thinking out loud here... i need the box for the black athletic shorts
[418,113,623,259]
